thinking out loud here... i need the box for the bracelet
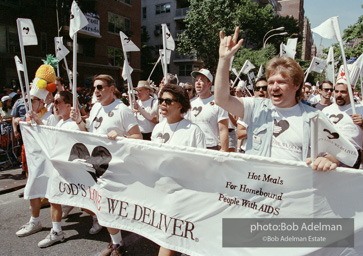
[76,119,83,125]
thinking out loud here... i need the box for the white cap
[1,95,11,102]
[191,68,213,83]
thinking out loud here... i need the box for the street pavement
[0,167,181,256]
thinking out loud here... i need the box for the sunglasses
[94,84,107,91]
[185,88,192,92]
[158,98,177,105]
[322,88,334,92]
[254,85,267,91]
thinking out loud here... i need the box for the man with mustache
[322,77,363,169]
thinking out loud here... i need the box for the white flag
[69,0,89,39]
[312,16,342,42]
[309,56,326,73]
[159,49,171,64]
[229,56,234,71]
[256,64,264,80]
[14,55,24,72]
[280,43,296,59]
[17,18,38,46]
[120,31,140,52]
[54,37,70,60]
[241,60,255,74]
[122,61,133,80]
[350,54,363,86]
[286,38,298,53]
[316,114,358,167]
[162,24,175,51]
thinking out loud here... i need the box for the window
[41,32,47,53]
[0,25,20,53]
[142,7,147,19]
[115,0,131,5]
[154,23,170,36]
[179,64,193,77]
[155,3,170,15]
[108,47,123,67]
[108,12,131,34]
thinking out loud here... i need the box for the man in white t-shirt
[133,80,158,140]
[71,74,142,256]
[186,68,229,151]
[214,27,339,171]
[323,79,363,168]
[312,81,333,111]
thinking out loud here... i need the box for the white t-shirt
[41,111,59,126]
[55,118,80,130]
[135,97,158,133]
[87,99,138,136]
[185,95,228,147]
[323,103,363,150]
[243,97,304,161]
[151,118,206,148]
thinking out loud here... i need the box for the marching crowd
[0,27,362,256]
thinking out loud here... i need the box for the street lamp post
[262,27,285,45]
[263,32,288,48]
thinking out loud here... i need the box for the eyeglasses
[185,88,192,92]
[158,98,177,105]
[322,88,334,92]
[94,84,107,91]
[254,86,267,91]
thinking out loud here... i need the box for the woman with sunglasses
[182,82,196,101]
[151,84,205,256]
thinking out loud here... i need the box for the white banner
[14,55,24,72]
[162,24,175,51]
[20,124,363,256]
[120,31,140,52]
[80,14,100,37]
[280,43,296,59]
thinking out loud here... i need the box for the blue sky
[304,0,362,48]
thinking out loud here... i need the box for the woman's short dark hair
[160,84,191,114]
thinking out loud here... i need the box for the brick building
[0,0,141,91]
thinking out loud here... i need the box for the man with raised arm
[214,27,338,171]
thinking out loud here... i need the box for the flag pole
[72,33,77,108]
[14,56,29,113]
[16,19,32,111]
[162,25,168,85]
[332,18,356,114]
[147,56,161,82]
[310,114,318,162]
[64,57,73,90]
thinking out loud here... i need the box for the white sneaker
[61,205,74,219]
[16,221,42,237]
[89,217,103,234]
[38,228,65,248]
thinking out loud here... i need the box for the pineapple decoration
[34,54,58,93]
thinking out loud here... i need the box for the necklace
[162,119,182,144]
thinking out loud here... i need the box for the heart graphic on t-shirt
[273,119,290,137]
[329,114,343,124]
[94,117,103,129]
[157,133,170,143]
[323,129,339,140]
[193,106,202,117]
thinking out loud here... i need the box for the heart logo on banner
[323,129,340,139]
[273,119,290,137]
[157,133,170,143]
[193,106,202,117]
[68,143,112,182]
[94,117,103,129]
[329,114,343,124]
[23,27,30,34]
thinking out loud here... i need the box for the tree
[178,0,299,74]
